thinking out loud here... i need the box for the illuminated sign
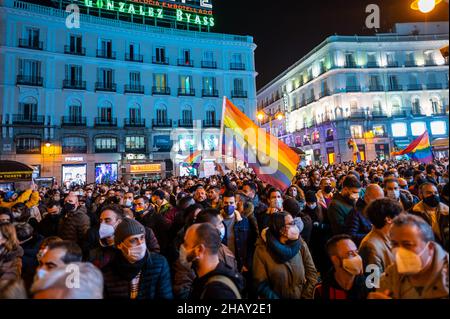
[65,157,84,162]
[75,0,215,28]
[130,163,162,173]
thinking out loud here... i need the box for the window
[350,125,363,138]
[97,68,114,85]
[126,136,145,151]
[129,43,139,59]
[182,108,192,122]
[154,74,167,88]
[129,106,141,122]
[129,72,141,86]
[95,137,117,152]
[26,27,40,45]
[69,35,82,53]
[62,137,87,154]
[233,78,244,91]
[388,75,399,88]
[99,39,113,57]
[392,123,407,137]
[345,52,355,66]
[206,108,216,123]
[346,74,358,88]
[326,129,334,141]
[18,59,41,78]
[203,77,217,91]
[430,121,447,136]
[155,47,166,63]
[411,122,427,136]
[427,73,437,85]
[373,100,382,113]
[19,100,37,120]
[65,65,82,84]
[369,75,380,87]
[406,52,415,63]
[156,107,168,123]
[412,98,422,114]
[431,98,443,114]
[68,101,82,122]
[98,102,113,122]
[386,52,395,65]
[183,49,191,63]
[180,75,192,90]
[16,138,41,154]
[312,131,320,144]
[204,51,214,62]
[373,125,386,137]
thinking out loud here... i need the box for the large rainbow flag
[348,138,361,164]
[220,97,300,191]
[391,131,434,164]
[184,150,202,168]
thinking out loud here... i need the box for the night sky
[213,0,449,90]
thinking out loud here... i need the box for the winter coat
[37,213,63,238]
[57,205,90,247]
[0,246,24,281]
[344,198,372,246]
[327,192,355,235]
[411,202,449,251]
[359,227,394,274]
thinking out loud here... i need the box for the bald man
[345,184,384,246]
[57,193,90,247]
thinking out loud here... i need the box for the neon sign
[78,0,215,28]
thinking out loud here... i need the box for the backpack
[200,275,242,299]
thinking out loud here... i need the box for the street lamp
[45,142,52,148]
[256,110,284,135]
[411,0,442,13]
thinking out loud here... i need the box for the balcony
[62,146,87,154]
[13,114,45,125]
[319,89,331,98]
[124,85,145,94]
[95,82,117,92]
[124,118,146,127]
[61,116,86,127]
[94,117,117,127]
[152,86,171,95]
[152,119,173,128]
[64,45,86,56]
[152,56,169,65]
[125,147,147,154]
[96,50,116,59]
[63,80,86,90]
[350,111,366,119]
[369,85,384,92]
[95,147,118,154]
[346,86,361,92]
[202,89,219,97]
[201,61,217,69]
[203,120,221,128]
[18,38,43,50]
[372,111,388,118]
[17,75,43,87]
[432,110,448,116]
[392,110,409,118]
[426,83,443,90]
[388,84,403,92]
[178,88,196,96]
[231,90,248,98]
[345,61,357,68]
[306,96,316,104]
[230,63,246,70]
[425,60,437,67]
[178,119,193,128]
[366,61,379,68]
[407,84,422,91]
[125,53,143,63]
[411,110,427,117]
[404,61,417,67]
[387,61,399,68]
[177,59,194,67]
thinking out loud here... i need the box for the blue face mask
[223,205,235,216]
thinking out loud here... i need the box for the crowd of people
[0,158,448,300]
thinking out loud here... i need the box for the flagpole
[218,96,227,168]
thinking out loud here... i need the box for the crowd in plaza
[0,158,448,299]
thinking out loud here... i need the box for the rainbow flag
[391,131,433,164]
[220,97,300,191]
[348,138,361,163]
[184,150,202,168]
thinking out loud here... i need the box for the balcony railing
[404,61,417,67]
[407,84,422,91]
[95,82,117,92]
[392,110,408,118]
[61,116,86,126]
[94,117,117,127]
[230,63,246,70]
[350,111,366,119]
[432,110,448,116]
[124,118,146,127]
[95,147,118,154]
[62,146,87,154]
[426,83,443,90]
[345,61,357,68]
[152,119,173,128]
[387,61,399,68]
[152,56,169,65]
[178,120,193,128]
[17,75,43,86]
[64,45,86,56]
[178,88,196,96]
[411,110,426,117]
[306,96,316,104]
[202,89,219,97]
[152,86,171,95]
[388,84,403,91]
[177,59,194,67]
[18,38,43,50]
[63,80,86,90]
[125,147,147,154]
[425,60,437,66]
[366,61,379,68]
[201,61,217,69]
[319,89,331,98]
[372,111,388,118]
[125,53,143,63]
[369,85,384,92]
[96,50,116,59]
[13,114,45,125]
[346,86,361,92]
[124,85,145,94]
[203,120,221,128]
[231,90,248,98]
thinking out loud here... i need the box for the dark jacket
[57,206,90,247]
[136,210,171,256]
[327,192,356,235]
[20,234,44,289]
[102,250,173,299]
[0,246,24,281]
[344,198,372,246]
[37,213,62,238]
[189,261,244,300]
[411,202,449,251]
[313,269,369,300]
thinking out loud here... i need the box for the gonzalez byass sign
[78,0,215,27]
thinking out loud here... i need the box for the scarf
[113,250,148,281]
[265,231,301,264]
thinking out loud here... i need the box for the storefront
[375,144,390,161]
[313,148,321,163]
[124,162,166,181]
[0,160,34,191]
[327,147,335,165]
[432,138,449,159]
[62,164,87,188]
[357,145,366,162]
[95,163,119,184]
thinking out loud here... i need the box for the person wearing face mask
[327,176,362,236]
[0,223,23,281]
[220,191,256,275]
[57,194,90,249]
[369,214,449,299]
[316,178,334,212]
[151,189,172,217]
[285,185,306,211]
[383,178,413,211]
[173,209,240,299]
[359,198,403,274]
[286,193,313,245]
[409,170,427,197]
[101,218,173,299]
[257,188,285,233]
[253,212,318,299]
[411,183,449,251]
[314,235,368,300]
[37,201,63,238]
[123,192,135,209]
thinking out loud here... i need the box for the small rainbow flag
[184,150,202,168]
[220,97,300,191]
[391,131,433,164]
[348,138,361,164]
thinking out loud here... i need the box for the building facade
[0,0,257,185]
[257,22,449,165]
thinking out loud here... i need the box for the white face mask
[179,244,198,269]
[387,190,400,201]
[286,224,300,241]
[218,226,226,241]
[307,203,317,210]
[99,223,115,239]
[124,199,133,207]
[349,193,360,202]
[394,246,430,275]
[34,268,48,282]
[342,255,363,276]
[271,198,283,209]
[120,242,147,264]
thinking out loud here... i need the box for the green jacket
[327,192,355,235]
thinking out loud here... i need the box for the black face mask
[64,203,76,212]
[324,186,333,194]
[423,195,440,208]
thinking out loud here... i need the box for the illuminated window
[392,123,407,137]
[312,131,320,144]
[430,121,447,136]
[350,125,363,138]
[411,122,426,136]
[373,125,385,137]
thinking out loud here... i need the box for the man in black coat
[37,201,63,238]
